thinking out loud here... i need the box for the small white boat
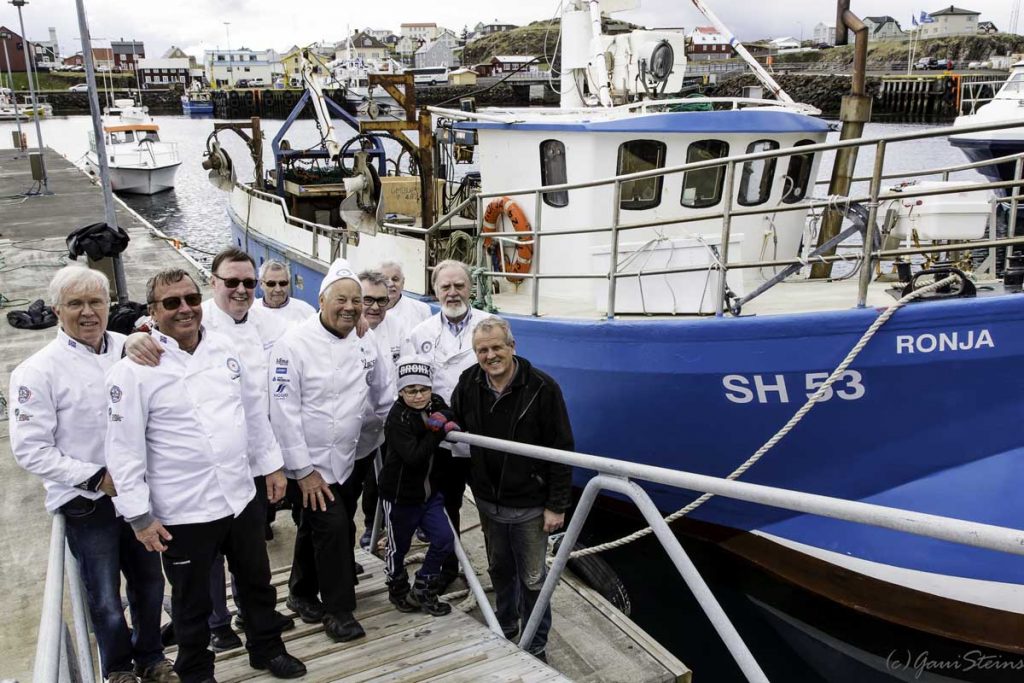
[0,87,52,121]
[86,99,181,194]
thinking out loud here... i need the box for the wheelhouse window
[617,140,666,211]
[738,140,779,206]
[540,139,568,208]
[782,139,816,204]
[681,140,729,208]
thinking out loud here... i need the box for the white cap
[319,258,361,296]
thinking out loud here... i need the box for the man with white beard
[401,259,487,591]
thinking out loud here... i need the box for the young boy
[379,355,459,616]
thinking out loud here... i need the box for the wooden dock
[0,147,690,682]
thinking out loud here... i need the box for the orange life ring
[482,196,533,284]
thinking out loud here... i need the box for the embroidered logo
[226,358,241,379]
[15,408,31,422]
[275,358,289,367]
[275,366,288,374]
[67,339,77,348]
[420,340,433,354]
[160,335,168,344]
[109,386,122,403]
[108,407,123,423]
[17,386,31,404]
[274,384,288,398]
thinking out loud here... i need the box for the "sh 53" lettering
[722,371,866,404]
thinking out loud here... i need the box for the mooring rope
[568,274,961,559]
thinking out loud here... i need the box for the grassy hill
[774,33,1024,66]
[460,20,561,67]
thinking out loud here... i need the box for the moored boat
[86,98,181,194]
[204,0,1024,654]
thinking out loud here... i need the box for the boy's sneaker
[387,574,419,613]
[359,528,372,550]
[408,575,452,617]
[136,659,179,683]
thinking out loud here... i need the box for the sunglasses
[362,296,390,308]
[263,280,289,288]
[149,292,203,310]
[213,274,257,289]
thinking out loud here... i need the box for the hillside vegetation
[461,20,561,67]
[775,33,1024,65]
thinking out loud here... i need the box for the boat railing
[957,76,1011,115]
[454,116,1024,316]
[237,184,350,262]
[109,142,181,167]
[438,430,1024,683]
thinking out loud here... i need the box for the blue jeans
[62,496,165,677]
[477,508,552,655]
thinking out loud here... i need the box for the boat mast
[689,0,794,104]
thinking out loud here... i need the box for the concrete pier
[0,148,689,682]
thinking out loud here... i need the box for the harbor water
[1,114,1013,682]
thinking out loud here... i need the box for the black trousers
[345,453,374,543]
[288,479,357,617]
[438,455,470,578]
[161,495,284,682]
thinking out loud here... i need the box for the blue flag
[920,11,936,23]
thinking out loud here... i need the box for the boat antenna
[688,0,795,104]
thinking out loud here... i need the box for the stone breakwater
[34,89,184,115]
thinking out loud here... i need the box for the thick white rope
[568,274,960,559]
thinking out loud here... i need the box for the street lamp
[0,30,24,149]
[10,0,50,193]
[224,21,232,88]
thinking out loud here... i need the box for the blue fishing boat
[181,88,214,115]
[204,1,1024,654]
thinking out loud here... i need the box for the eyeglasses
[401,386,431,396]
[149,292,203,310]
[213,274,257,289]
[262,280,289,288]
[362,296,390,308]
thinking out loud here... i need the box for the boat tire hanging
[482,196,533,284]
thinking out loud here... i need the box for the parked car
[234,78,249,88]
[967,60,992,70]
[915,57,942,70]
[248,78,266,87]
[67,83,89,92]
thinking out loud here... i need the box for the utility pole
[74,0,129,303]
[0,31,24,149]
[11,0,50,193]
[224,22,232,88]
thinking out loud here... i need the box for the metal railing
[442,430,1024,683]
[448,116,1024,317]
[34,514,98,683]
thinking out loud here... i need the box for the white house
[339,32,389,63]
[918,6,981,38]
[812,23,836,46]
[415,29,459,69]
[400,23,439,42]
[769,37,801,51]
[490,55,537,73]
[863,16,906,41]
[362,28,393,43]
[205,48,278,88]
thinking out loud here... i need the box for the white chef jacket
[269,314,392,485]
[9,329,127,512]
[401,308,488,404]
[387,294,433,342]
[256,296,316,347]
[372,314,403,368]
[201,299,282,476]
[105,328,282,526]
[354,327,397,459]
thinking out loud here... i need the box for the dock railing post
[857,140,887,307]
[1009,157,1022,250]
[33,514,67,683]
[531,191,542,316]
[445,515,504,636]
[65,546,97,683]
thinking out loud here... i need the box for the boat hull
[182,101,214,115]
[228,192,1024,651]
[88,157,180,194]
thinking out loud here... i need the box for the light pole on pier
[0,31,24,149]
[11,0,50,193]
[223,22,232,88]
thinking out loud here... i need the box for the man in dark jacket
[450,315,573,662]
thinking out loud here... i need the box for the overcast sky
[0,0,1016,58]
